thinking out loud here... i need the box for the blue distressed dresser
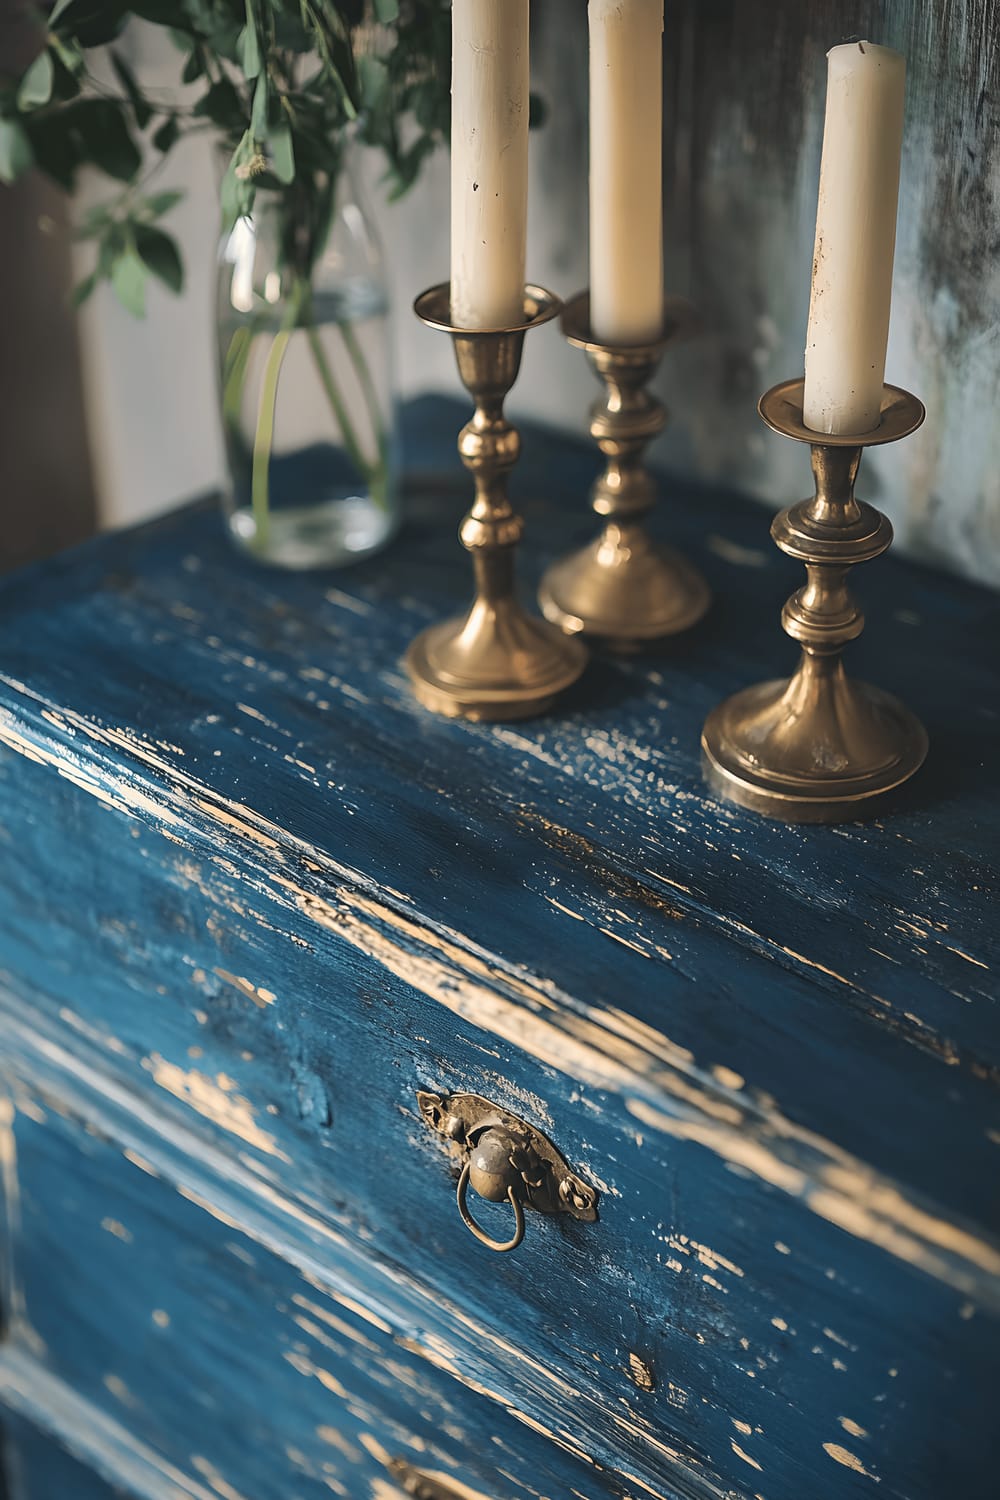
[0,397,997,1500]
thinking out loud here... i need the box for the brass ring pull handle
[417,1090,599,1254]
[456,1157,525,1253]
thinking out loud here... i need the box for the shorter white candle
[449,0,529,329]
[803,41,906,434]
[588,0,664,346]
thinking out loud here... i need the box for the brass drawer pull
[417,1089,599,1254]
[456,1137,526,1252]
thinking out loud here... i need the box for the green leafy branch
[73,187,182,313]
[0,0,453,313]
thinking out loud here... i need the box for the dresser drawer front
[1,739,999,1500]
[0,1074,649,1500]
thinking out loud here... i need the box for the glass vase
[216,153,399,569]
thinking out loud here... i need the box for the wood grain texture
[1,1411,135,1500]
[2,1008,995,1500]
[0,1070,697,1500]
[0,399,997,1499]
[529,0,1000,585]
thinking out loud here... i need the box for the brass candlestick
[537,290,711,650]
[406,284,588,721]
[701,378,928,823]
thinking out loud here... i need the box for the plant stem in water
[237,273,389,546]
[250,289,302,548]
[304,315,372,482]
[221,324,253,429]
[304,292,390,511]
[339,315,387,457]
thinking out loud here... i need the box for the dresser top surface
[1,394,998,1250]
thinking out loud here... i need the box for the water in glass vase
[217,171,399,570]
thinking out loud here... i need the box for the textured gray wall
[525,0,1000,586]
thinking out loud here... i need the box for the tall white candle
[803,41,906,434]
[588,0,664,346]
[450,0,529,329]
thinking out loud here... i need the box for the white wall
[73,29,593,531]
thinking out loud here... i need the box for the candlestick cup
[701,379,927,822]
[538,293,710,650]
[406,284,588,721]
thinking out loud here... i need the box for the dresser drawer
[0,1071,655,1500]
[2,750,998,1500]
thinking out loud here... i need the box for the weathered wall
[527,0,1000,585]
[70,1,1000,585]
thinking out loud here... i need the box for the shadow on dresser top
[0,392,997,1283]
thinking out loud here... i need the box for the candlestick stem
[538,291,710,651]
[406,284,587,721]
[701,378,927,823]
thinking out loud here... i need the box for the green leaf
[250,72,268,136]
[49,34,86,79]
[373,0,398,19]
[303,1,359,119]
[70,270,98,307]
[142,189,183,218]
[208,23,243,65]
[128,0,180,23]
[49,0,129,44]
[24,109,79,188]
[96,222,125,277]
[193,78,245,130]
[134,223,183,292]
[111,247,148,316]
[48,54,84,104]
[75,201,114,237]
[70,98,142,182]
[18,51,54,110]
[0,118,33,182]
[273,12,311,52]
[358,54,388,113]
[220,168,249,230]
[152,114,180,152]
[182,48,205,84]
[268,123,294,184]
[220,130,255,229]
[241,23,261,80]
[111,51,153,129]
[59,4,128,48]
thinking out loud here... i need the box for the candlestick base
[701,378,927,824]
[701,664,928,823]
[406,605,587,721]
[407,283,588,721]
[538,291,710,650]
[538,525,709,652]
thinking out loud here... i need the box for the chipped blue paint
[0,398,997,1499]
[2,1411,136,1500]
[3,1083,635,1500]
